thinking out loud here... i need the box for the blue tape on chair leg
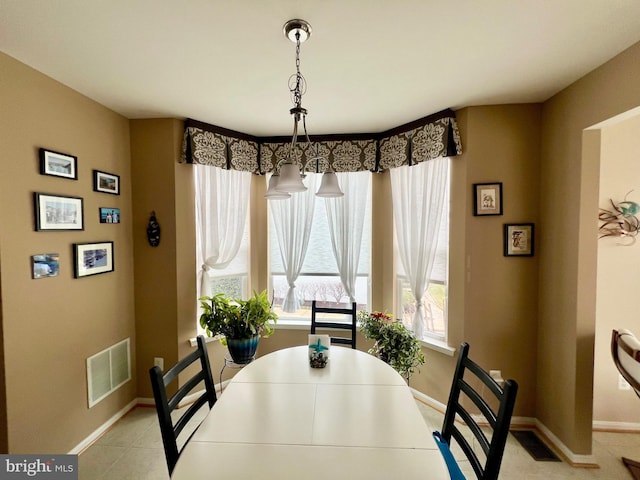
[433,431,466,480]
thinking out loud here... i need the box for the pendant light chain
[264,19,344,199]
[294,32,302,108]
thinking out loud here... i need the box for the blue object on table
[310,338,329,353]
[433,431,466,480]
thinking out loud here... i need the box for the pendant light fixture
[265,19,344,200]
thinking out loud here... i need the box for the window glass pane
[398,279,447,339]
[269,173,371,320]
[204,208,249,299]
[195,167,250,335]
[395,159,449,340]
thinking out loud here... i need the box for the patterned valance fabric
[378,116,462,170]
[181,109,462,174]
[181,121,259,172]
[259,138,377,174]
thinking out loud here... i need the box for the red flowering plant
[358,310,425,381]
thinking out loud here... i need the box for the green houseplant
[199,290,277,364]
[358,310,425,381]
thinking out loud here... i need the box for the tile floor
[79,402,640,479]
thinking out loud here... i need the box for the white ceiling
[2,1,640,137]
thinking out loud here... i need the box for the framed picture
[473,182,503,216]
[39,148,78,180]
[32,253,60,279]
[93,170,120,195]
[73,241,114,278]
[504,223,535,256]
[34,193,84,231]
[99,207,120,224]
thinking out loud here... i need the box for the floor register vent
[87,337,131,408]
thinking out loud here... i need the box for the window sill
[189,334,222,347]
[419,337,456,356]
[190,320,457,357]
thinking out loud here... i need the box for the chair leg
[623,457,640,480]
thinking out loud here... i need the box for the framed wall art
[99,207,120,224]
[32,253,60,279]
[34,193,84,231]
[93,170,120,195]
[473,182,503,216]
[74,241,114,278]
[504,223,535,257]
[39,148,78,180]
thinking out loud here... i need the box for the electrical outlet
[619,374,632,390]
[154,357,164,371]
[489,369,504,387]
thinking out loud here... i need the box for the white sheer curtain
[390,157,449,338]
[195,164,251,300]
[324,171,370,302]
[269,174,318,312]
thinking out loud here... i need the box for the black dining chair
[310,300,357,349]
[611,328,640,480]
[149,335,217,476]
[434,342,518,480]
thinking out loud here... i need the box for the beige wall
[3,36,640,459]
[130,120,231,397]
[0,52,136,453]
[445,105,541,416]
[594,114,640,424]
[539,41,640,454]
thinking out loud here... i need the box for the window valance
[181,109,462,174]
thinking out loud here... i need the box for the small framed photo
[99,208,120,224]
[93,170,120,195]
[39,148,78,180]
[34,193,84,231]
[504,223,535,257]
[74,241,114,278]
[473,182,503,216]
[32,253,60,279]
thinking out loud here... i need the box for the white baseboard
[411,388,447,413]
[68,398,138,455]
[592,419,640,432]
[410,388,598,467]
[534,419,597,466]
[71,379,232,455]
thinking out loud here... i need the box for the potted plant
[199,290,277,364]
[358,310,425,381]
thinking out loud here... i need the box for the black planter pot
[226,335,259,364]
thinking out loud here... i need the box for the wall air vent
[86,338,131,408]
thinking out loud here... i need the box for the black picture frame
[73,241,114,278]
[32,253,60,279]
[93,170,120,195]
[473,182,503,216]
[34,192,84,231]
[99,207,120,224]
[39,148,78,180]
[504,223,535,256]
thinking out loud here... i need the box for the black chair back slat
[454,403,491,455]
[460,379,498,428]
[167,371,206,411]
[451,426,485,477]
[440,342,519,480]
[149,335,217,476]
[310,300,357,349]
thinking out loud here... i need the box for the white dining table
[171,345,448,479]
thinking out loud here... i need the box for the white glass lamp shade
[264,175,291,200]
[276,163,307,192]
[316,172,344,197]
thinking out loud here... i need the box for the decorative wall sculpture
[598,191,640,245]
